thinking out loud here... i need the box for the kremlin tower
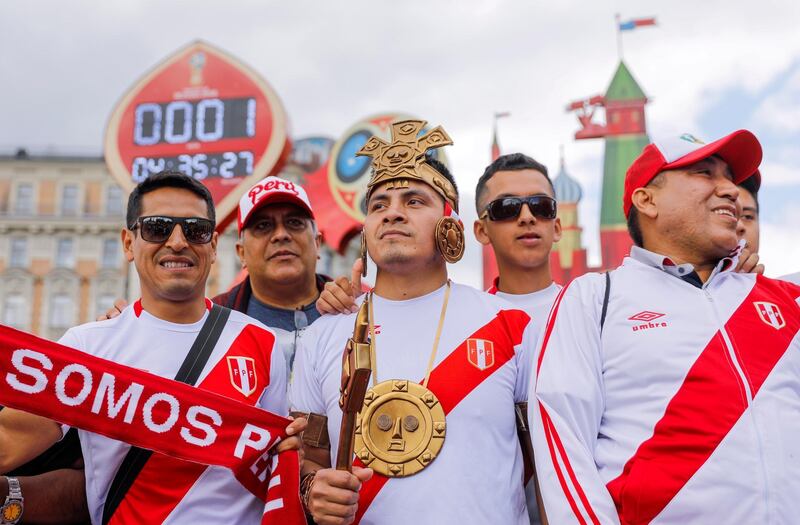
[550,147,589,283]
[481,60,652,286]
[568,61,651,270]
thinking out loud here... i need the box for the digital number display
[133,97,256,146]
[132,151,254,182]
[104,41,290,231]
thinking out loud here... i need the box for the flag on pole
[619,17,656,31]
[491,126,501,161]
[491,112,510,162]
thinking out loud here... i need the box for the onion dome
[553,146,583,203]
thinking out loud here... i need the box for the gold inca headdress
[356,119,458,213]
[355,119,464,266]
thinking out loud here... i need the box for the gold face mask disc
[354,379,446,477]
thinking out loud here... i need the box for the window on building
[61,184,79,216]
[49,294,73,328]
[9,237,27,268]
[3,295,25,329]
[56,238,74,268]
[106,185,124,216]
[14,183,33,214]
[101,238,119,268]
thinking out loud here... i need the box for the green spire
[605,61,646,101]
[601,135,650,227]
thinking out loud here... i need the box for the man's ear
[122,228,135,263]
[210,231,218,265]
[473,219,491,246]
[235,238,247,268]
[632,187,659,220]
[552,217,563,243]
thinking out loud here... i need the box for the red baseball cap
[623,130,762,217]
[237,176,314,233]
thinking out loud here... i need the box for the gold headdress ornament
[355,119,464,265]
[356,119,458,213]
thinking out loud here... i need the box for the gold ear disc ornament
[354,379,446,477]
[435,217,465,263]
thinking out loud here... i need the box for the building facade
[0,151,128,340]
[0,149,357,339]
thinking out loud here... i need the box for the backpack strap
[600,272,611,333]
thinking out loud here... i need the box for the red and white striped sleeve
[529,274,620,525]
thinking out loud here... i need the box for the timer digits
[133,97,256,146]
[132,151,255,182]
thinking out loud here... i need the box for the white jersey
[489,281,561,342]
[58,299,287,525]
[291,282,536,525]
[530,247,800,524]
[488,280,561,525]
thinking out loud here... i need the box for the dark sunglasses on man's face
[480,195,558,221]
[130,216,215,244]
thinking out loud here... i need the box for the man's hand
[96,299,128,321]
[275,416,308,470]
[736,247,765,275]
[316,259,365,315]
[307,466,373,525]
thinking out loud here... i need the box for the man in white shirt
[531,130,800,523]
[0,171,303,524]
[292,120,536,525]
[317,152,562,524]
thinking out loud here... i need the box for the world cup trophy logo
[189,51,206,86]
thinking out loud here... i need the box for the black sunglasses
[480,195,558,221]
[130,216,215,244]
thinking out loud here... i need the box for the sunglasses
[130,216,215,244]
[480,195,558,221]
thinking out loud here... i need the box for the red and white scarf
[0,325,304,524]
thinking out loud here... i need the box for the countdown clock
[104,40,290,231]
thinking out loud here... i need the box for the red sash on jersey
[352,309,530,524]
[0,325,304,524]
[606,278,800,525]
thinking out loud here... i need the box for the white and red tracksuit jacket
[530,246,800,524]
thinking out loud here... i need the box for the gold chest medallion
[354,379,446,477]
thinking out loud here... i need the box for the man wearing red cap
[530,130,800,523]
[213,176,331,369]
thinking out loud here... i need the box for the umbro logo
[629,311,668,332]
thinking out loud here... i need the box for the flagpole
[615,13,623,60]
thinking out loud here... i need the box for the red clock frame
[104,40,291,231]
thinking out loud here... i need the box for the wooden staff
[336,297,372,471]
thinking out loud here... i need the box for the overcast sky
[2,0,798,284]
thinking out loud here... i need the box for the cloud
[752,66,800,134]
[1,0,798,286]
[761,204,800,278]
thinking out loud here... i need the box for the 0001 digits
[132,151,254,182]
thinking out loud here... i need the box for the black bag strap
[102,303,231,524]
[600,271,611,333]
